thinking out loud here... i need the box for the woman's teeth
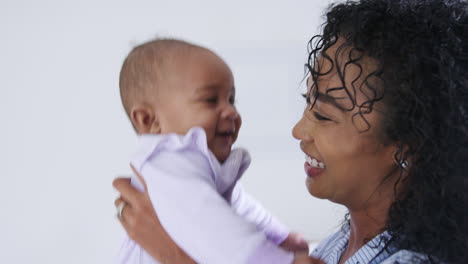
[306,155,325,169]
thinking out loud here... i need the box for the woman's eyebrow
[315,91,347,109]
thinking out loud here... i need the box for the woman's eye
[313,111,331,121]
[302,93,310,103]
[229,96,236,105]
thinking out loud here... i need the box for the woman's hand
[283,235,323,264]
[293,253,325,264]
[113,166,196,264]
[280,232,310,253]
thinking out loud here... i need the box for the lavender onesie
[117,127,294,264]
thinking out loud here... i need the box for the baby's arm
[133,149,294,264]
[230,184,309,252]
[229,184,290,244]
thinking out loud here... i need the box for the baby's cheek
[235,115,242,130]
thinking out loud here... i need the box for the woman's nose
[292,116,314,141]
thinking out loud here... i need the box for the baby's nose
[221,104,239,120]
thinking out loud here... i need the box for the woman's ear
[392,143,410,169]
[130,105,161,134]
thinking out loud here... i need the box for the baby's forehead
[161,49,234,93]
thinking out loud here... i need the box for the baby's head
[119,38,241,162]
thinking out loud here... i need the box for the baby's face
[157,50,241,162]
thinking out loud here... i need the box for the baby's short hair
[119,38,203,119]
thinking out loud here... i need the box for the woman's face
[292,42,399,210]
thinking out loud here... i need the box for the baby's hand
[280,232,309,253]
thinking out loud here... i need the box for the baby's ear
[130,105,161,134]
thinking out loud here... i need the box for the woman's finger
[112,177,131,190]
[114,197,130,221]
[116,202,134,227]
[114,196,124,207]
[113,177,131,184]
[113,177,143,206]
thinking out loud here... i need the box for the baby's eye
[313,111,331,121]
[229,96,236,105]
[205,96,218,104]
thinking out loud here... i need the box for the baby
[117,38,307,264]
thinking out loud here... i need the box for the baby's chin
[212,148,232,164]
[209,139,235,163]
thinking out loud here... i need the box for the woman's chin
[305,178,328,199]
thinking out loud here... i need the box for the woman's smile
[304,155,325,179]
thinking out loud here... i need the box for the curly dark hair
[306,0,468,263]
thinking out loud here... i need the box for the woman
[113,0,468,263]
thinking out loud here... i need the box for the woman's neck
[338,197,392,264]
[348,210,386,249]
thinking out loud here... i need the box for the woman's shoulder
[311,225,436,264]
[310,225,349,259]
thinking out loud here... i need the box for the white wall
[1,0,346,263]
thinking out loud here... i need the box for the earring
[399,160,409,169]
[394,158,409,169]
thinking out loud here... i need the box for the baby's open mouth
[216,130,235,137]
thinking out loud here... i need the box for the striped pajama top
[310,224,431,264]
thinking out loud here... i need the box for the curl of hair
[306,0,468,263]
